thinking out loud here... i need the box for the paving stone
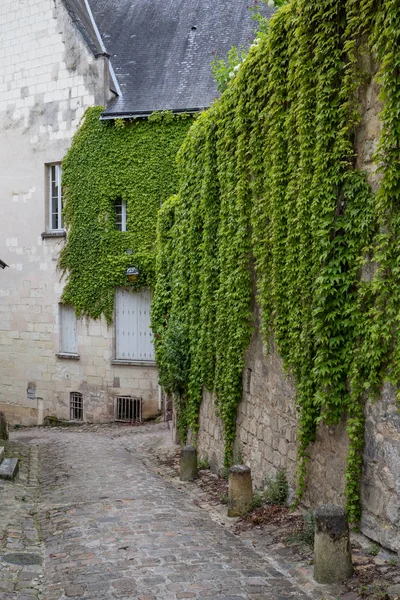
[0,425,323,600]
[0,457,19,480]
[64,584,85,597]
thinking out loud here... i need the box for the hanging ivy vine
[152,0,400,522]
[59,107,194,323]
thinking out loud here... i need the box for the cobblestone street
[0,425,321,600]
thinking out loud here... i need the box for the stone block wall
[362,385,400,552]
[197,320,349,506]
[197,314,400,552]
[197,391,224,473]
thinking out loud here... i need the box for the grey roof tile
[88,0,275,117]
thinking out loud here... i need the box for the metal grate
[70,392,83,421]
[115,396,142,423]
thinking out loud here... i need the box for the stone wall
[0,1,160,425]
[197,55,400,552]
[197,316,349,506]
[197,307,400,552]
[362,387,400,552]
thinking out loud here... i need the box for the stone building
[0,0,267,425]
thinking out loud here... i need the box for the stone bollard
[228,465,253,517]
[180,445,197,481]
[314,504,353,584]
[0,412,8,441]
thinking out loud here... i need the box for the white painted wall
[0,0,159,425]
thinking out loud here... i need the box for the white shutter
[115,289,155,361]
[60,305,77,354]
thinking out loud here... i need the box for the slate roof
[87,0,275,118]
[0,259,8,270]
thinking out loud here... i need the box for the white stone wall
[0,0,160,425]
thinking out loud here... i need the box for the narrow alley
[0,425,315,600]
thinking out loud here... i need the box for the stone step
[0,458,19,480]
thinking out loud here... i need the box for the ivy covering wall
[59,107,193,323]
[152,0,400,522]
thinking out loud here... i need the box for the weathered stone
[180,445,197,481]
[0,457,19,480]
[314,505,353,584]
[387,584,400,598]
[64,584,85,597]
[2,553,42,566]
[228,465,253,517]
[0,412,8,440]
[196,210,400,547]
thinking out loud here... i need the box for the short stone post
[314,504,353,584]
[0,412,8,441]
[180,445,197,481]
[228,465,253,517]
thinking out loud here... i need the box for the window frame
[59,303,78,357]
[115,198,127,232]
[70,392,83,421]
[48,163,64,232]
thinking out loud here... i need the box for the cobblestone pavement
[0,425,320,600]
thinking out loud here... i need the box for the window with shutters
[115,288,155,362]
[59,304,78,356]
[48,163,63,231]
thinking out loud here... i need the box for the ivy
[153,0,400,522]
[59,107,193,322]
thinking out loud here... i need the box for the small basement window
[70,392,83,421]
[115,396,142,423]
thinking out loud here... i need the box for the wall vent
[115,396,142,423]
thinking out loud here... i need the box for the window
[48,164,63,231]
[59,304,78,355]
[115,288,155,361]
[244,368,252,394]
[115,396,142,423]
[70,392,83,421]
[115,198,127,231]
